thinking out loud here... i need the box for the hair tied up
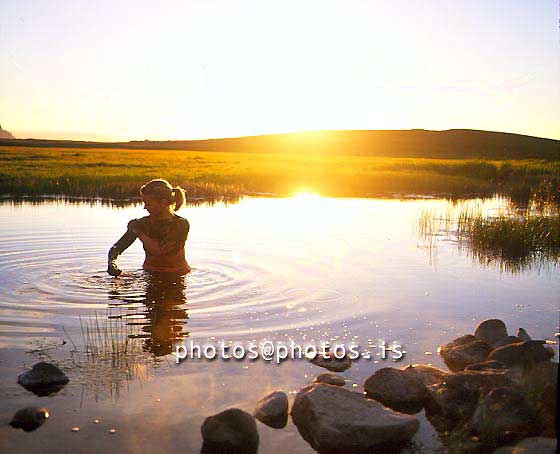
[172,185,186,211]
[140,179,186,212]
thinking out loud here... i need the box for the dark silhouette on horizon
[2,129,558,160]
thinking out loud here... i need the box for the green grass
[0,146,558,200]
[456,211,560,272]
[419,198,560,273]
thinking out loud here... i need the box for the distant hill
[1,129,558,160]
[0,124,14,139]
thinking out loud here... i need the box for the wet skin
[108,195,190,276]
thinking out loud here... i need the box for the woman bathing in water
[107,179,191,276]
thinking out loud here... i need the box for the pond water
[0,194,558,453]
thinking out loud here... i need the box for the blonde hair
[140,179,186,211]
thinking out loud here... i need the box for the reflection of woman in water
[140,272,189,356]
[107,179,191,276]
[108,270,190,357]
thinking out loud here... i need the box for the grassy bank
[1,146,558,200]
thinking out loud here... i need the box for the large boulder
[253,391,288,429]
[439,335,493,372]
[493,336,523,349]
[425,370,511,431]
[401,364,449,386]
[474,319,509,346]
[510,362,558,437]
[364,367,428,414]
[489,341,554,368]
[493,437,557,454]
[471,387,539,443]
[201,408,259,454]
[314,372,346,387]
[10,407,49,432]
[17,362,69,396]
[465,360,507,372]
[291,384,419,453]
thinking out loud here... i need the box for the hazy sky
[1,0,558,141]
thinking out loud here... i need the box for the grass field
[1,146,558,201]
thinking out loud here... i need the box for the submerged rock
[489,341,554,368]
[314,372,346,386]
[364,367,428,414]
[10,407,49,432]
[474,319,509,346]
[492,437,557,454]
[17,362,69,396]
[401,364,449,386]
[291,384,419,453]
[253,391,288,429]
[201,408,259,454]
[309,352,352,372]
[471,387,539,443]
[439,335,493,372]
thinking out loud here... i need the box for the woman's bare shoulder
[173,214,189,224]
[127,216,149,231]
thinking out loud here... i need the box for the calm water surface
[0,195,558,453]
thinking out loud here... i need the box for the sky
[1,0,559,141]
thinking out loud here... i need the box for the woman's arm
[107,224,138,276]
[125,219,169,256]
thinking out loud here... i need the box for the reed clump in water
[457,211,560,271]
[67,311,156,401]
[419,195,560,273]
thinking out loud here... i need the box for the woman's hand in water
[107,260,122,277]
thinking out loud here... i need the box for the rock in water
[201,408,259,454]
[364,367,428,414]
[425,370,511,431]
[493,336,523,349]
[517,328,531,341]
[314,372,346,386]
[439,335,493,372]
[493,437,557,454]
[291,384,419,453]
[10,407,49,431]
[471,387,539,443]
[489,340,554,368]
[17,362,69,396]
[309,352,352,372]
[464,360,507,372]
[401,364,449,386]
[253,391,288,429]
[474,319,509,346]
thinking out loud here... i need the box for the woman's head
[140,179,186,215]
